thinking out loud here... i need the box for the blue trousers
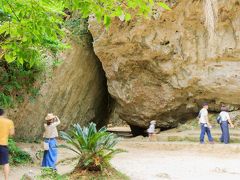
[220,121,230,144]
[200,123,213,143]
[42,138,57,169]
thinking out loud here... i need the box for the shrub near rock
[8,138,32,165]
[60,123,123,172]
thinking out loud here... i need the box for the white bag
[43,141,49,151]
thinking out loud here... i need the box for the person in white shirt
[218,105,234,144]
[147,120,156,141]
[198,103,214,144]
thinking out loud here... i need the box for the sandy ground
[111,141,240,180]
[1,140,240,179]
[1,159,76,180]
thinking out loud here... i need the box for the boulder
[89,0,240,130]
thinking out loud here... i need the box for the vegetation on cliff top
[0,0,169,66]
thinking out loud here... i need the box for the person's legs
[42,139,58,169]
[0,146,9,180]
[206,127,214,142]
[226,124,230,143]
[50,139,58,170]
[220,124,224,142]
[200,124,206,143]
[149,133,152,141]
[222,122,229,144]
[3,164,9,180]
[42,150,48,167]
[148,133,152,138]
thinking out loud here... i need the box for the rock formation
[8,40,109,140]
[89,0,240,132]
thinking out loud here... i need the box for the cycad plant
[60,123,123,171]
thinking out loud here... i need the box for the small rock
[213,167,227,173]
[21,171,35,180]
[156,172,171,179]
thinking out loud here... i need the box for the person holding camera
[42,113,60,170]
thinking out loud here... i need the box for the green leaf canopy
[0,0,170,66]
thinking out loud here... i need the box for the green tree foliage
[60,123,123,171]
[0,0,66,67]
[63,0,170,26]
[0,0,170,66]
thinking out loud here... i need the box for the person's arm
[52,116,60,126]
[198,112,201,124]
[9,121,15,136]
[228,119,234,128]
[206,116,211,127]
[43,124,47,137]
[10,128,15,136]
[227,113,234,128]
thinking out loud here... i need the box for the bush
[0,61,44,108]
[8,138,32,165]
[35,167,68,180]
[60,123,123,171]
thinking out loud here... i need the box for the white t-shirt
[219,111,230,122]
[199,108,208,123]
[147,124,155,133]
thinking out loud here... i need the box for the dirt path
[0,142,77,179]
[111,141,240,180]
[2,159,76,180]
[2,140,240,179]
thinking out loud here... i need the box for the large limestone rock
[8,40,109,140]
[89,0,240,130]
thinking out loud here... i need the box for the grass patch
[34,168,68,180]
[8,138,32,165]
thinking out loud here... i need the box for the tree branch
[5,0,20,22]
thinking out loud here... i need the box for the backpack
[197,112,201,119]
[216,115,222,124]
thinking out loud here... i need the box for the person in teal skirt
[42,113,60,169]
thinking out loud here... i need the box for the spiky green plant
[60,123,123,171]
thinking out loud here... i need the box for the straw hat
[150,120,156,124]
[45,113,55,121]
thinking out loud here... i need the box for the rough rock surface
[89,0,240,130]
[8,40,109,140]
